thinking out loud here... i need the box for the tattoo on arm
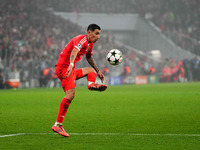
[86,55,99,73]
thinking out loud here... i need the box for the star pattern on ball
[111,51,117,56]
[114,59,119,64]
[106,49,123,65]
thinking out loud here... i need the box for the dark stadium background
[0,0,199,89]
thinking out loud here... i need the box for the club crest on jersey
[77,44,82,48]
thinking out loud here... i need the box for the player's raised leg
[81,68,107,91]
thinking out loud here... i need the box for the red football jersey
[55,35,93,68]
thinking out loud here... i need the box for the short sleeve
[73,35,87,51]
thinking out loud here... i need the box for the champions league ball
[106,49,123,65]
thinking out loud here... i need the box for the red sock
[87,72,97,83]
[56,98,71,123]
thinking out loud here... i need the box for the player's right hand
[66,65,73,77]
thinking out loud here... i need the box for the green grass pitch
[0,82,200,150]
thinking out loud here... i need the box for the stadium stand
[0,0,199,88]
[135,0,200,56]
[42,0,137,14]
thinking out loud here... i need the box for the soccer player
[51,24,107,137]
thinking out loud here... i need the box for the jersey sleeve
[73,36,87,51]
[74,43,82,51]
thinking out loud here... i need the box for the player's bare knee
[89,67,95,73]
[70,92,75,100]
[65,94,74,100]
[69,95,74,101]
[65,89,75,100]
[69,91,75,100]
[82,67,96,76]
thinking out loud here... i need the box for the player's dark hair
[87,24,101,31]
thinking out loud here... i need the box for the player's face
[87,29,101,43]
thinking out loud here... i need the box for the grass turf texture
[0,82,200,150]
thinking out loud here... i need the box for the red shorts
[55,67,83,91]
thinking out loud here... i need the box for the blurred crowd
[0,0,82,88]
[42,0,137,14]
[44,0,200,56]
[159,57,200,82]
[135,0,200,56]
[0,0,122,88]
[0,0,200,89]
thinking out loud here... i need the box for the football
[106,49,123,65]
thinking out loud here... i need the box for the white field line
[0,133,26,138]
[0,133,200,138]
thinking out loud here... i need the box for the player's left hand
[97,71,105,83]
